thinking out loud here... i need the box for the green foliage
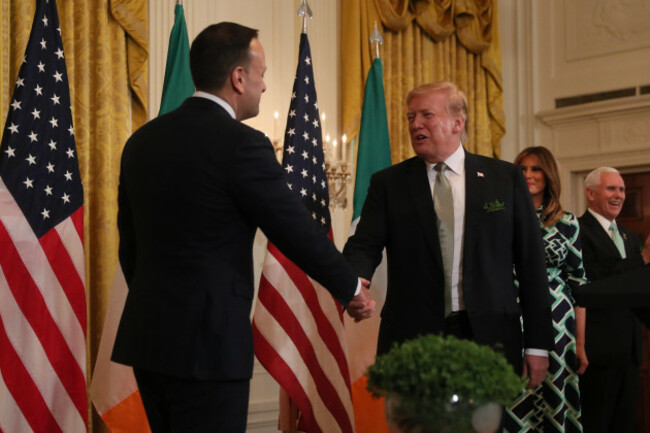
[366,335,523,432]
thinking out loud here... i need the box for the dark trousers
[444,310,473,340]
[133,368,250,433]
[579,360,639,433]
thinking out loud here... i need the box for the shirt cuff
[354,279,362,296]
[524,348,549,357]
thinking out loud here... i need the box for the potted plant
[366,335,523,433]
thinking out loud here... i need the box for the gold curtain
[0,1,147,432]
[342,0,505,161]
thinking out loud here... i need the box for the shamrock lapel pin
[483,199,505,213]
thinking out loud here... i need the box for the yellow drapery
[342,0,505,161]
[0,1,147,432]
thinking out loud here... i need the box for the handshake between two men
[346,278,376,323]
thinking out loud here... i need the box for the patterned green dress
[505,211,588,433]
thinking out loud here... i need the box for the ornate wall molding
[537,94,650,213]
[566,0,650,60]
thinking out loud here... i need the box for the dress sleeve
[559,213,588,303]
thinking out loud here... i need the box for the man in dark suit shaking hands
[112,22,373,433]
[344,81,554,387]
[578,167,650,433]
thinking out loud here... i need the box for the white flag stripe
[0,367,34,433]
[305,279,354,422]
[0,183,85,365]
[312,278,349,347]
[263,251,344,342]
[0,267,85,433]
[55,217,85,285]
[261,254,354,424]
[90,264,139,413]
[254,301,343,433]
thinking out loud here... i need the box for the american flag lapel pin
[477,171,484,178]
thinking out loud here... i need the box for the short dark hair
[190,22,259,91]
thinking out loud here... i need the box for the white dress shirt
[588,208,617,238]
[426,144,466,312]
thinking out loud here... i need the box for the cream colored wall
[148,2,346,432]
[499,0,650,215]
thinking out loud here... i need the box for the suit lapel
[406,157,444,271]
[463,152,484,262]
[617,223,639,259]
[582,211,622,258]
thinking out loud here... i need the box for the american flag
[0,1,87,432]
[252,33,354,433]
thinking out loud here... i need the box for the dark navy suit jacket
[343,151,554,373]
[112,97,357,380]
[578,210,644,367]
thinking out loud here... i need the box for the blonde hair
[406,81,468,142]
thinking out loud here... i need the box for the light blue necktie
[609,222,627,259]
[433,163,454,316]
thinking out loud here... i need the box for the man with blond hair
[344,81,554,387]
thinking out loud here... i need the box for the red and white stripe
[0,180,87,433]
[253,242,354,433]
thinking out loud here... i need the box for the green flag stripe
[352,58,391,221]
[158,3,194,116]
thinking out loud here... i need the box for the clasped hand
[346,278,376,322]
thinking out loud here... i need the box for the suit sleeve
[227,131,358,306]
[342,172,388,279]
[560,214,588,303]
[117,146,136,285]
[511,167,554,351]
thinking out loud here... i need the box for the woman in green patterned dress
[505,146,588,433]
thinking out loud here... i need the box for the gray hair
[584,167,620,190]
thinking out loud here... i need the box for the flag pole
[297,0,312,34]
[345,19,392,433]
[370,21,383,60]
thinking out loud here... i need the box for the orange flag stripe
[351,375,390,433]
[99,391,150,433]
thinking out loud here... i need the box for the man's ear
[453,117,465,134]
[585,188,595,202]
[231,66,246,95]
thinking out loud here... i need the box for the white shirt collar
[588,208,616,233]
[193,91,236,119]
[425,144,465,175]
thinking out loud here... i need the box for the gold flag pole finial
[298,0,313,34]
[370,21,384,60]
